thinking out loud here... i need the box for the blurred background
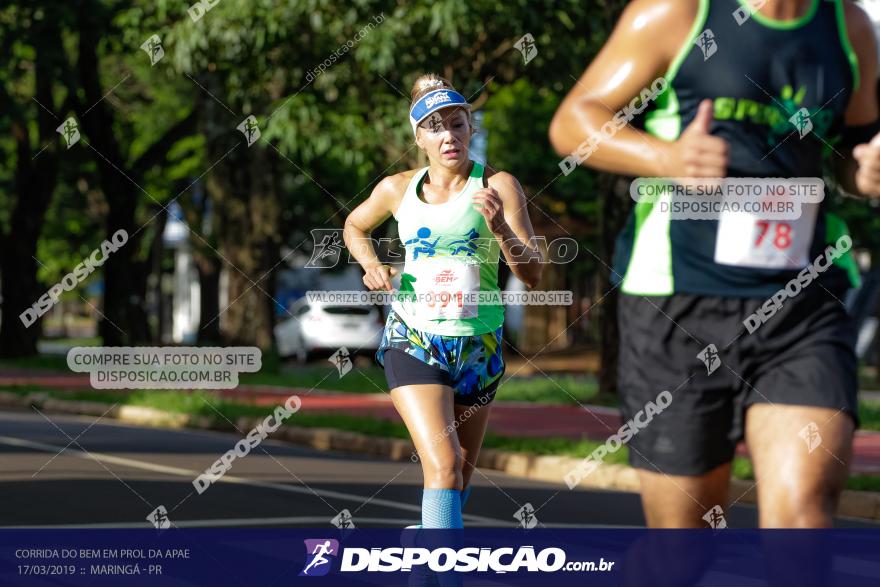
[0,2,618,355]
[0,0,655,391]
[3,1,880,376]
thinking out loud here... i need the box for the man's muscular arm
[549,0,726,178]
[835,2,880,197]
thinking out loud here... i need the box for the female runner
[344,73,543,529]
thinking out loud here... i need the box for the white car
[274,299,385,362]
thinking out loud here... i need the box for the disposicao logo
[300,539,339,577]
[425,92,451,109]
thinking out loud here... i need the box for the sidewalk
[2,371,879,474]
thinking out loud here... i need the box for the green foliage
[859,400,880,432]
[0,0,629,349]
[483,79,601,230]
[832,194,880,260]
[0,0,626,294]
[152,0,617,241]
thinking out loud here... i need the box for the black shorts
[617,288,858,476]
[382,348,500,407]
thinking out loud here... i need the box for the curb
[3,391,878,522]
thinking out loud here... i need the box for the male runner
[550,0,880,527]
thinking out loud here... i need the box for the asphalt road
[0,409,876,529]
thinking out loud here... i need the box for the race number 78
[755,220,792,250]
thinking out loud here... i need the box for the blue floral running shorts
[375,309,505,406]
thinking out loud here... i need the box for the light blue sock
[421,488,463,529]
[460,486,472,510]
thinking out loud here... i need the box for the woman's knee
[423,453,463,488]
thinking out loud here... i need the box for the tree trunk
[76,11,144,345]
[596,175,630,397]
[0,138,54,356]
[0,19,62,357]
[196,72,281,350]
[186,186,223,345]
[195,253,222,344]
[211,148,281,349]
[0,234,44,357]
[77,6,197,346]
[145,207,168,344]
[97,196,141,345]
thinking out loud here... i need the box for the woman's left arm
[472,171,544,289]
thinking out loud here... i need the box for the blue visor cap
[409,89,470,135]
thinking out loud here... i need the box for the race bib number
[408,256,480,319]
[714,204,818,269]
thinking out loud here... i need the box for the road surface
[0,409,875,529]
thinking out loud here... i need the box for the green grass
[0,354,70,372]
[209,369,604,405]
[4,352,878,412]
[2,384,876,491]
[241,366,389,394]
[859,401,880,432]
[732,457,755,480]
[845,476,880,492]
[124,390,245,416]
[247,368,603,406]
[495,375,601,405]
[730,455,880,492]
[858,365,879,389]
[43,337,102,346]
[481,434,627,464]
[0,353,603,405]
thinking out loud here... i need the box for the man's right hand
[671,99,729,178]
[363,264,397,291]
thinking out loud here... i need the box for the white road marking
[2,518,639,529]
[0,435,507,526]
[3,517,420,529]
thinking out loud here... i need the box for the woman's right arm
[343,176,402,291]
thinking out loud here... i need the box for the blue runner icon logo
[300,539,339,577]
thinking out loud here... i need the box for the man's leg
[637,463,731,527]
[746,404,853,527]
[617,293,741,528]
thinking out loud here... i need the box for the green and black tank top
[613,0,861,297]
